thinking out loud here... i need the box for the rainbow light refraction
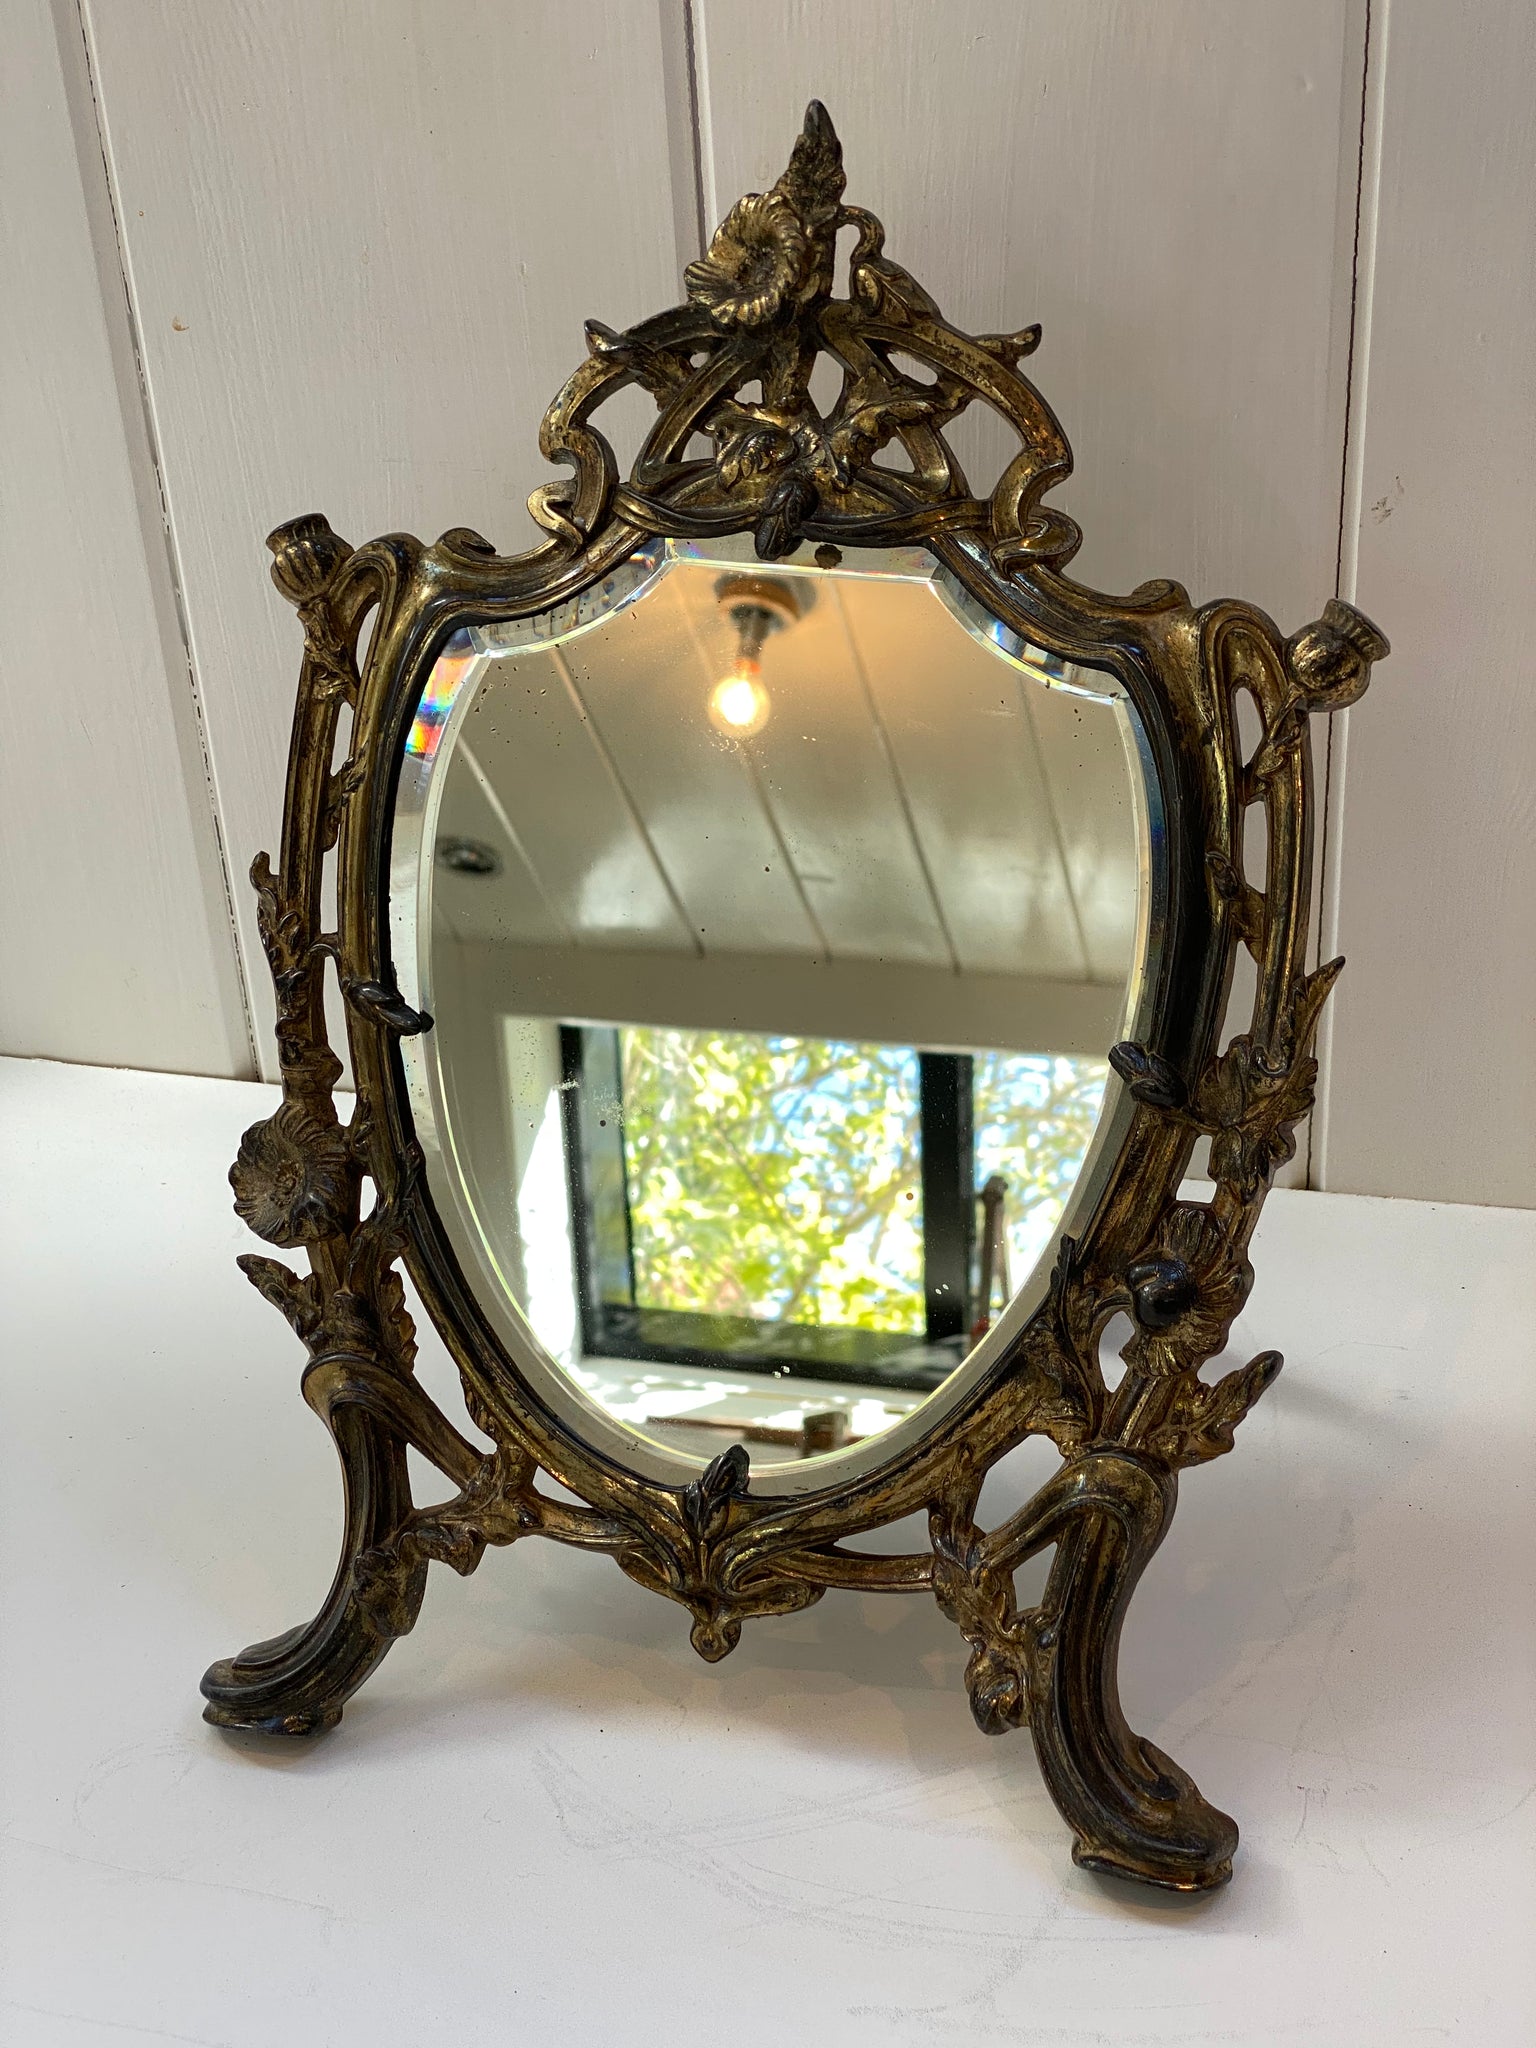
[407,652,473,760]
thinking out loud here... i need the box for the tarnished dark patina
[203,106,1385,1892]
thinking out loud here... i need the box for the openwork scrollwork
[202,105,1386,1892]
[530,101,1078,571]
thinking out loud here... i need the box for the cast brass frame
[204,105,1386,1892]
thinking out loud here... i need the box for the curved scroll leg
[200,1357,432,1736]
[1021,1454,1236,1890]
[947,1447,1237,1892]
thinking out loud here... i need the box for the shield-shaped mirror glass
[392,540,1160,1483]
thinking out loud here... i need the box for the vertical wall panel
[1317,0,1536,1206]
[0,0,251,1076]
[81,0,685,1078]
[692,0,1362,629]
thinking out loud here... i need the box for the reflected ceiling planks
[743,580,955,969]
[449,739,572,948]
[560,577,817,956]
[453,648,693,953]
[432,562,1139,1053]
[837,578,1095,981]
[1017,673,1144,986]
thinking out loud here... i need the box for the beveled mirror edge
[206,100,1388,1897]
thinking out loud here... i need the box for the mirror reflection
[396,544,1152,1471]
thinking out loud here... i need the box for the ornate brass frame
[204,105,1386,1892]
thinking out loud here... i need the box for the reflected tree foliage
[619,1030,1108,1334]
[973,1054,1110,1277]
[620,1028,924,1330]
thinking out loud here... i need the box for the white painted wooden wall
[5,0,1532,1209]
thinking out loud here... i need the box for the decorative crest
[536,102,1078,565]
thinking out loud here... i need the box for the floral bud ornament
[1284,598,1390,713]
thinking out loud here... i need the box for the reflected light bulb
[708,654,770,737]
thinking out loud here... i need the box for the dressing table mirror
[206,103,1386,1892]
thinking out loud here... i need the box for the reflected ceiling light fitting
[708,574,805,737]
[436,835,500,876]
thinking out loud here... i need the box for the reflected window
[558,1023,1106,1393]
[974,1052,1111,1285]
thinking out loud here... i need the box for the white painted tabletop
[2,1056,1532,2047]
